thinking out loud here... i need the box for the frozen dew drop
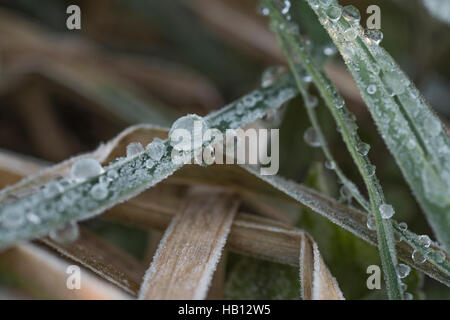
[379,203,395,219]
[169,114,208,151]
[126,142,144,158]
[323,44,337,56]
[343,27,359,41]
[356,142,370,156]
[412,250,426,264]
[342,5,361,24]
[398,222,408,231]
[27,212,41,225]
[366,214,376,231]
[396,263,411,279]
[71,158,104,182]
[147,138,166,161]
[418,235,431,248]
[145,158,155,169]
[326,5,342,22]
[382,70,406,95]
[325,160,336,170]
[367,84,377,95]
[364,29,383,45]
[1,207,25,229]
[404,292,413,300]
[49,221,79,245]
[43,181,64,198]
[90,183,108,201]
[303,127,321,147]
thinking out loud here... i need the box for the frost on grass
[0,72,298,250]
[305,0,450,251]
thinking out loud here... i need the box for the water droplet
[307,95,319,108]
[319,0,332,8]
[325,160,336,170]
[364,29,383,45]
[356,142,370,156]
[281,0,291,15]
[258,4,269,16]
[367,84,377,95]
[396,263,411,279]
[342,5,361,24]
[412,250,426,264]
[126,142,144,158]
[71,158,104,182]
[261,66,285,88]
[145,159,155,169]
[404,292,413,300]
[323,45,337,56]
[418,235,431,248]
[49,221,79,245]
[406,139,416,150]
[343,27,359,41]
[107,169,119,180]
[366,164,376,177]
[379,203,395,219]
[366,214,376,230]
[169,114,209,151]
[398,222,408,231]
[326,5,342,22]
[147,138,166,161]
[1,207,25,229]
[302,74,313,83]
[303,127,321,147]
[43,181,63,198]
[27,212,41,224]
[400,282,407,291]
[382,70,406,95]
[90,183,108,200]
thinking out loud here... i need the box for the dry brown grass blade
[300,234,344,300]
[0,243,131,300]
[138,190,239,300]
[41,227,146,296]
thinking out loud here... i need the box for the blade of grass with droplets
[0,72,297,250]
[305,0,450,251]
[263,0,403,299]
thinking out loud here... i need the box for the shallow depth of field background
[0,0,449,299]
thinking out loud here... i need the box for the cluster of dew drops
[258,0,448,299]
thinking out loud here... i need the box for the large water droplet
[71,158,104,182]
[169,114,209,152]
[364,29,383,45]
[412,250,426,264]
[396,263,411,279]
[366,214,376,230]
[398,222,408,231]
[356,142,370,156]
[49,221,79,245]
[326,5,342,22]
[325,160,336,170]
[145,159,155,169]
[343,27,359,41]
[342,5,361,24]
[127,142,144,158]
[90,183,108,200]
[418,235,431,248]
[303,127,321,147]
[379,204,395,219]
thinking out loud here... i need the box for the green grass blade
[263,0,403,299]
[305,0,450,251]
[0,73,297,250]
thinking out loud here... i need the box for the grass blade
[305,0,450,251]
